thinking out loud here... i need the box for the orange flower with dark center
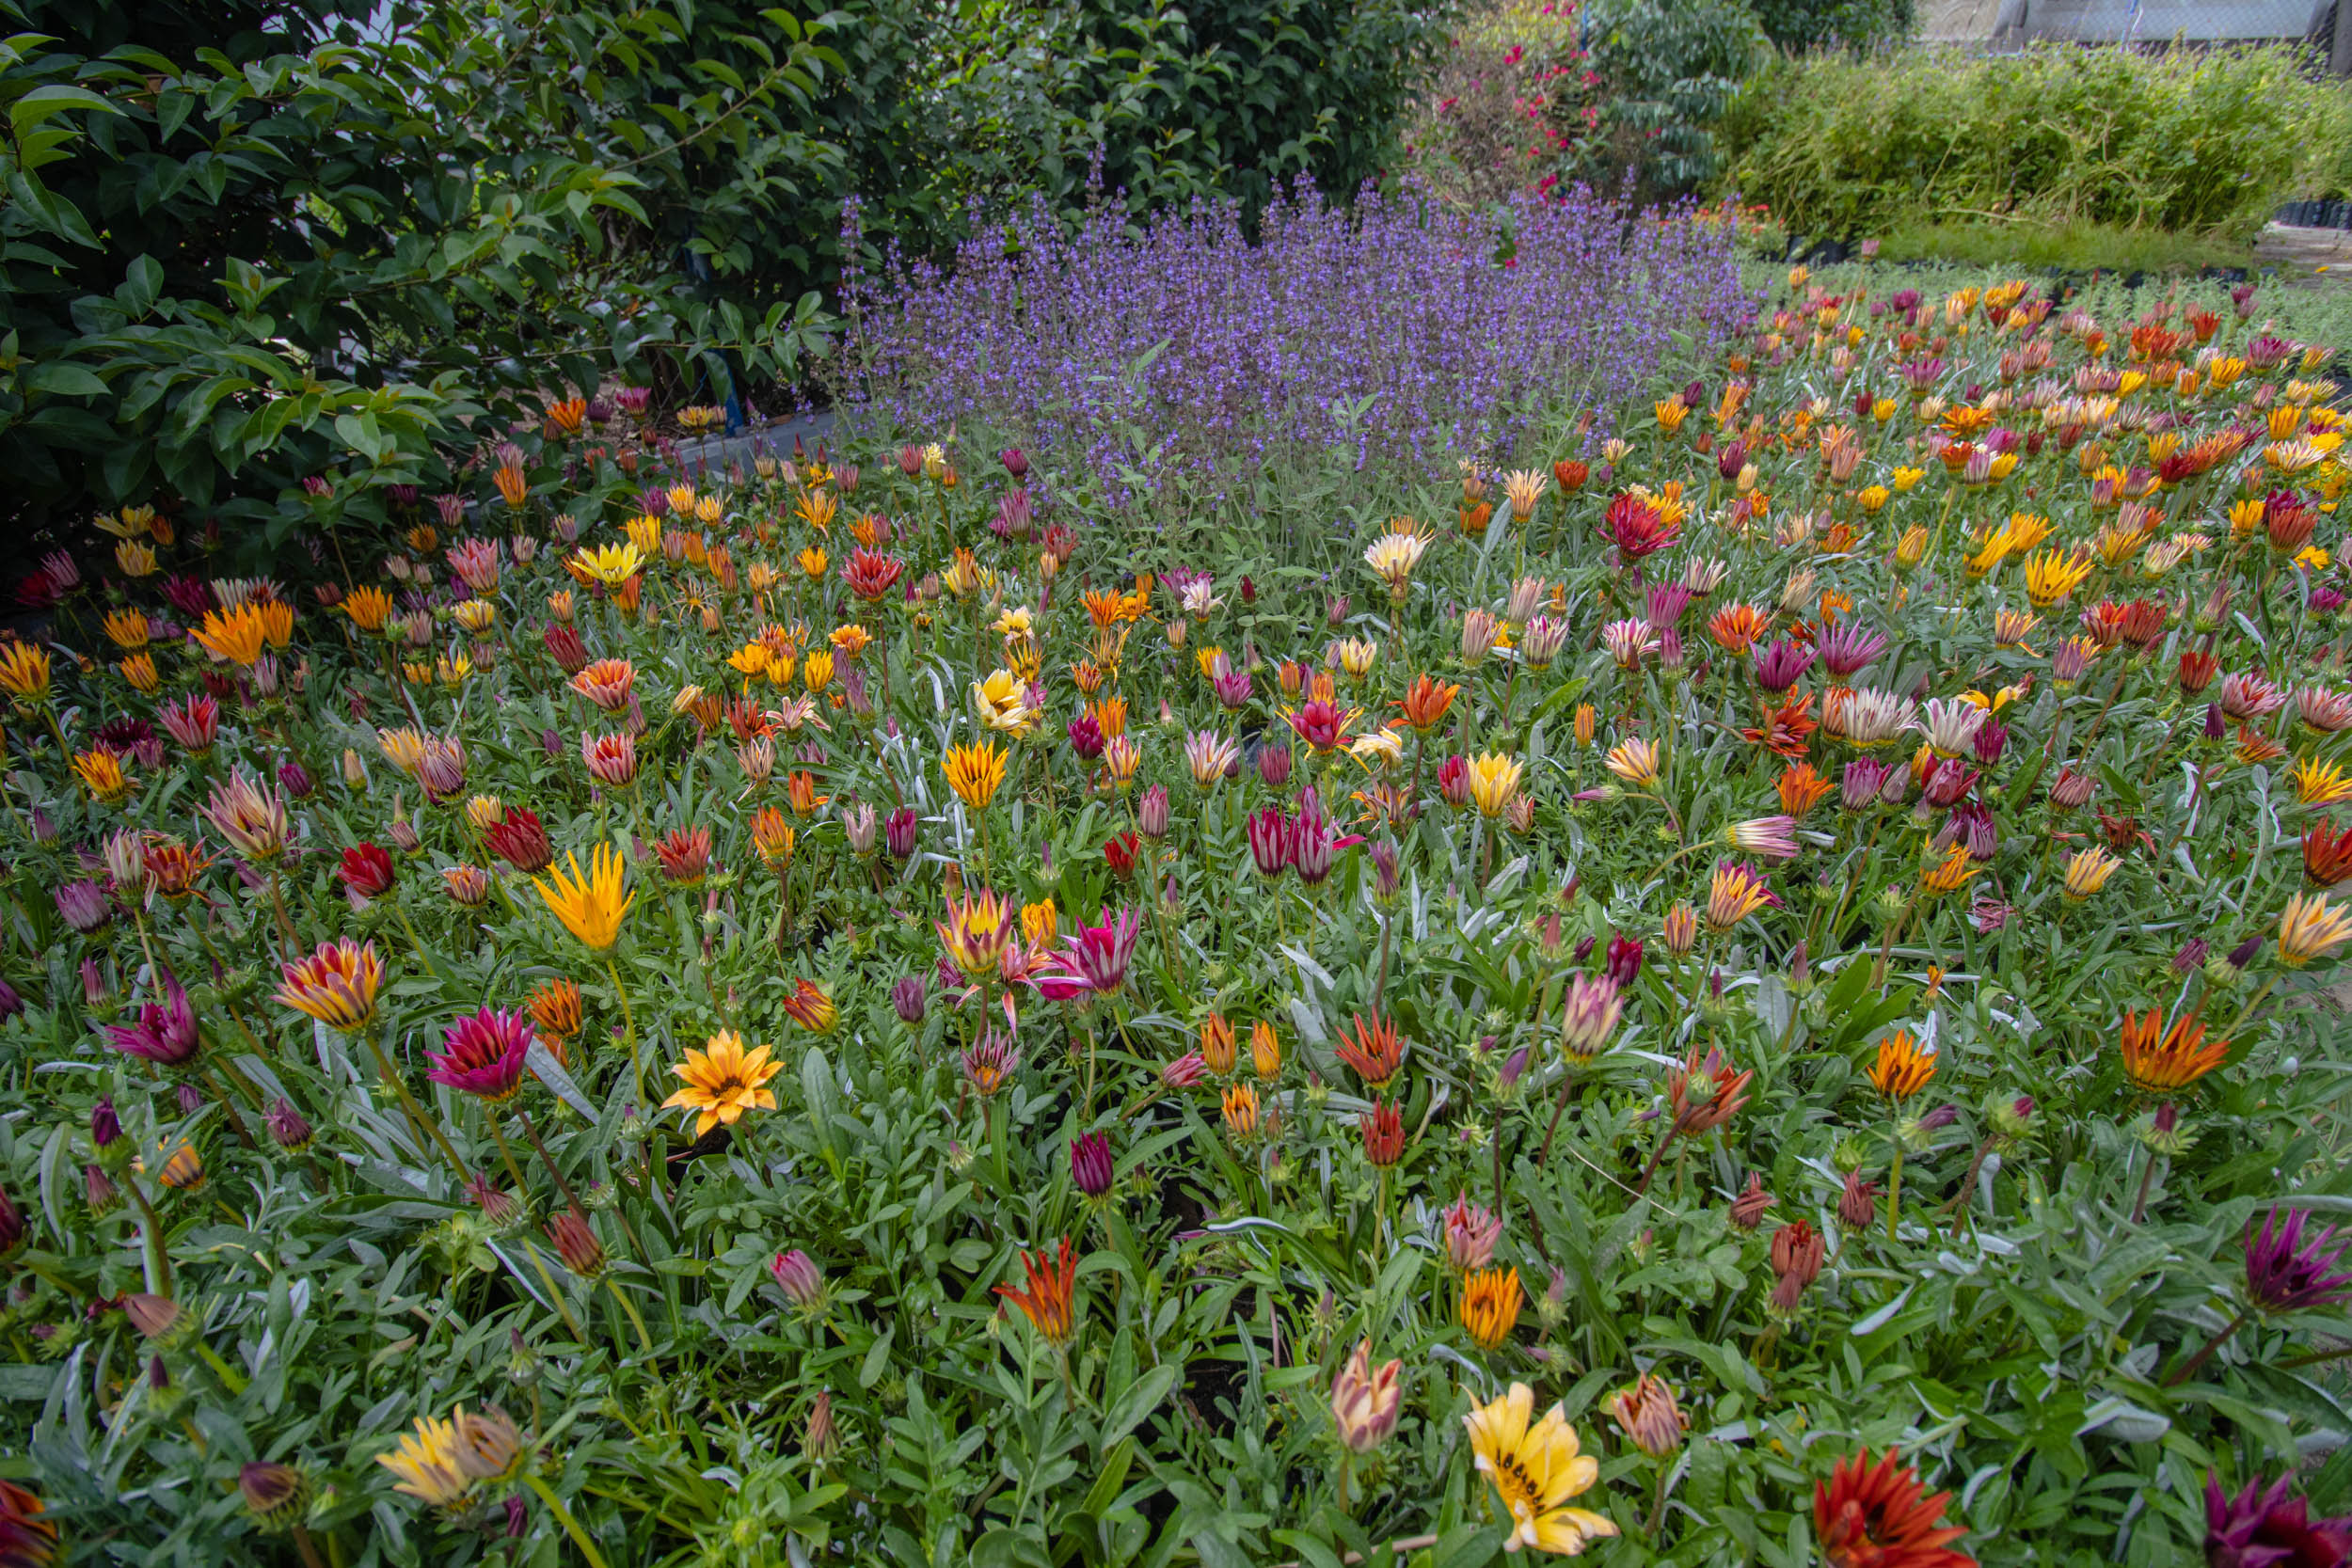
[1813,1449,1973,1568]
[529,977,583,1048]
[1458,1265,1522,1350]
[1866,1031,1934,1101]
[995,1237,1078,1343]
[2119,1008,2228,1094]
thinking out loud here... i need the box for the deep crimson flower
[1813,1449,1972,1568]
[1601,491,1679,562]
[483,807,553,874]
[1604,934,1645,988]
[1437,753,1471,808]
[1104,832,1141,879]
[1360,1101,1404,1166]
[1284,699,1349,753]
[2205,1471,2352,1568]
[542,625,590,674]
[1068,1132,1113,1197]
[426,1006,535,1102]
[1068,713,1105,760]
[842,548,905,602]
[338,842,396,898]
[1246,808,1291,877]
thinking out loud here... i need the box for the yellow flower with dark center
[1464,1384,1616,1556]
[1604,738,1661,788]
[660,1029,783,1136]
[377,1412,472,1509]
[533,844,633,951]
[1917,844,1978,898]
[1866,1031,1934,1100]
[943,739,1007,811]
[2291,755,2352,808]
[1459,1264,1523,1350]
[191,604,270,666]
[1467,753,1523,818]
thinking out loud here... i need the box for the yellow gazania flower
[829,624,873,660]
[660,1029,783,1137]
[1917,843,1979,897]
[625,514,661,554]
[802,649,834,693]
[1347,726,1405,772]
[257,599,294,649]
[533,844,634,952]
[1363,529,1431,597]
[971,670,1035,736]
[943,739,1007,811]
[1866,1030,1934,1100]
[119,653,160,693]
[377,1412,472,1508]
[1959,682,2028,713]
[1466,753,1523,818]
[102,608,151,650]
[377,726,425,776]
[1890,466,1925,492]
[2063,845,2119,900]
[796,546,828,580]
[73,748,131,804]
[727,642,771,680]
[190,603,270,666]
[0,641,53,703]
[2290,754,2352,808]
[571,542,645,587]
[1021,897,1058,946]
[115,540,158,577]
[2280,893,2352,969]
[1459,1265,1523,1350]
[1604,737,1661,789]
[2022,548,2092,609]
[344,585,396,632]
[1463,1383,1618,1557]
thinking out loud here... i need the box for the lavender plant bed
[838,182,1754,508]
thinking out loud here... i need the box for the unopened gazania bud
[240,1460,312,1533]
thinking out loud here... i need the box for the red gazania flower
[338,842,395,899]
[1601,492,1679,562]
[1334,1011,1406,1086]
[1813,1449,1973,1568]
[994,1236,1078,1344]
[1552,458,1588,492]
[425,1006,535,1101]
[1742,691,1818,757]
[1103,831,1141,879]
[2307,819,2352,887]
[483,807,554,874]
[541,624,590,675]
[1360,1100,1404,1166]
[2178,649,2218,695]
[654,826,714,885]
[841,548,905,603]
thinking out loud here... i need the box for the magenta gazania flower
[483,807,553,874]
[1817,624,1887,680]
[101,965,199,1067]
[201,770,288,861]
[2204,1471,2352,1568]
[55,879,111,933]
[2245,1207,2352,1313]
[1605,934,1644,987]
[1840,758,1890,809]
[1067,713,1105,761]
[1057,907,1142,994]
[1247,807,1291,878]
[1069,1132,1114,1197]
[1161,1050,1210,1089]
[426,1006,535,1101]
[1751,639,1817,693]
[883,806,918,859]
[1290,787,1362,886]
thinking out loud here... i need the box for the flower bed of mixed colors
[5,255,2352,1568]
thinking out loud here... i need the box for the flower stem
[522,1472,612,1568]
[2162,1306,2250,1387]
[605,956,640,1114]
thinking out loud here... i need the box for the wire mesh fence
[1924,0,2334,47]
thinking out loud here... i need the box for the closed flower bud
[240,1460,312,1532]
[771,1247,826,1311]
[1329,1339,1402,1453]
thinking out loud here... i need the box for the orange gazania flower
[1866,1031,1934,1101]
[995,1237,1078,1344]
[1395,673,1461,733]
[1459,1265,1522,1350]
[1742,691,1818,757]
[1708,602,1772,654]
[2118,1008,2228,1095]
[1334,1010,1406,1086]
[1814,1449,1971,1568]
[1777,762,1833,816]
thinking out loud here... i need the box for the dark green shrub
[1580,0,1771,200]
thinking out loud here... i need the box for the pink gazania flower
[582,731,638,785]
[338,842,395,899]
[426,1006,535,1101]
[1724,816,1800,861]
[200,770,288,862]
[158,693,219,754]
[446,536,501,594]
[1285,699,1353,755]
[1051,906,1143,995]
[102,965,199,1066]
[415,736,467,802]
[1290,786,1362,885]
[1601,618,1659,669]
[1247,807,1292,878]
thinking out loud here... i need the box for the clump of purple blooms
[840,181,1753,505]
